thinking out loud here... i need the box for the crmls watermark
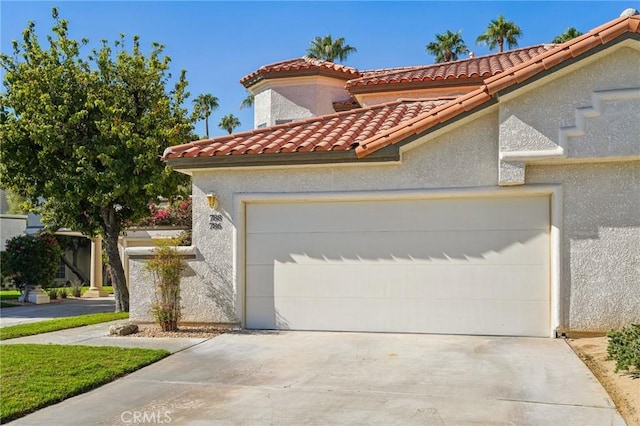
[120,411,172,424]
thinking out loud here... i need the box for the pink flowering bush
[136,198,192,228]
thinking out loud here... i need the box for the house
[128,12,640,337]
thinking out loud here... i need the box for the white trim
[234,184,563,337]
[0,214,28,220]
[125,245,197,258]
[500,146,565,162]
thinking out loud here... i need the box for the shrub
[607,324,640,373]
[145,238,186,331]
[47,288,58,299]
[70,280,83,298]
[136,198,192,228]
[3,232,62,300]
[59,287,68,299]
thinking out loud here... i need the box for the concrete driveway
[12,331,623,425]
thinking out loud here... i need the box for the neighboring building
[0,189,28,252]
[129,12,640,337]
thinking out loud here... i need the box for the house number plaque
[209,214,223,230]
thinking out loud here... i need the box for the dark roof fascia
[167,145,400,170]
[347,76,486,95]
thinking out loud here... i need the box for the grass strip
[0,344,169,423]
[0,302,19,308]
[0,312,129,340]
[0,290,21,300]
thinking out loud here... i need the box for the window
[56,260,66,280]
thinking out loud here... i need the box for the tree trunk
[498,38,504,52]
[60,254,89,285]
[102,206,129,312]
[204,116,209,138]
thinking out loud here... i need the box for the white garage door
[245,196,550,337]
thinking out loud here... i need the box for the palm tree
[552,27,583,43]
[306,35,357,62]
[191,93,219,138]
[240,91,254,110]
[425,30,469,63]
[476,15,522,52]
[218,114,241,134]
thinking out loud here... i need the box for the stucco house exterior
[128,13,640,338]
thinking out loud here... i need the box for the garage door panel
[245,196,550,337]
[246,265,275,297]
[247,229,548,266]
[259,296,549,336]
[246,197,549,234]
[270,264,549,301]
[245,296,276,329]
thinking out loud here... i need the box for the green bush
[70,280,82,297]
[59,287,68,299]
[47,288,58,299]
[145,238,185,331]
[607,324,640,373]
[3,232,62,298]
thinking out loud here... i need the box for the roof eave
[166,145,400,170]
[242,68,359,89]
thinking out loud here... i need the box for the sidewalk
[1,297,210,353]
[1,320,210,353]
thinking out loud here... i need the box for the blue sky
[1,1,634,137]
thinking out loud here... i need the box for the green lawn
[81,285,114,295]
[0,290,21,300]
[0,344,169,423]
[0,286,114,300]
[0,312,129,340]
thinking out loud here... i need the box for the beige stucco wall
[500,43,640,332]
[129,113,500,324]
[129,42,639,333]
[253,77,350,128]
[527,162,639,332]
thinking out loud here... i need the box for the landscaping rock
[109,322,139,336]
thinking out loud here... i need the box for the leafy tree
[191,93,219,138]
[552,27,583,44]
[306,35,357,62]
[0,9,192,312]
[476,14,522,52]
[426,30,469,63]
[240,90,254,110]
[3,189,29,214]
[4,232,62,300]
[218,114,240,134]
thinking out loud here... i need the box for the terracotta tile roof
[240,57,362,88]
[164,100,445,158]
[345,45,555,90]
[332,98,361,112]
[355,14,640,158]
[167,14,639,165]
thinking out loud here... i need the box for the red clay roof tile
[240,57,362,88]
[354,14,640,158]
[164,99,445,159]
[345,45,555,90]
[166,14,639,164]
